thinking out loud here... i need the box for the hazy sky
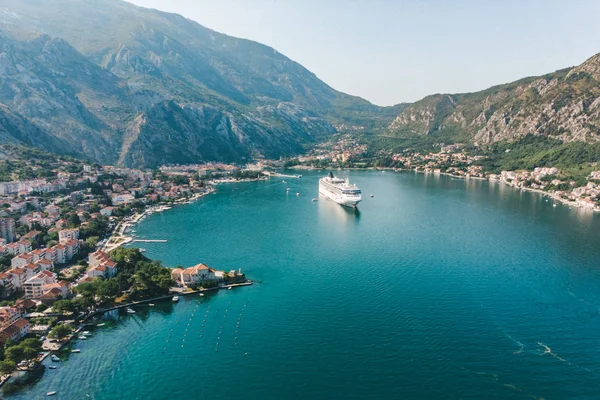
[127,0,600,106]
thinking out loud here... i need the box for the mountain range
[0,0,598,168]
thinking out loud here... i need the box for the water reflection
[317,194,361,225]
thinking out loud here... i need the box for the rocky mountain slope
[388,54,600,147]
[0,0,598,168]
[0,0,397,168]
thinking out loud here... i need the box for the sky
[127,0,600,106]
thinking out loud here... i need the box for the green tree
[4,345,24,363]
[36,304,48,313]
[95,279,120,300]
[52,299,76,315]
[21,338,42,351]
[22,346,39,360]
[48,324,72,340]
[67,213,81,228]
[85,236,100,249]
[0,360,16,375]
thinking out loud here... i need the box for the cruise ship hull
[319,184,362,208]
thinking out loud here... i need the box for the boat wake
[538,342,566,362]
[505,333,526,355]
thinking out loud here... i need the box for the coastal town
[288,136,600,212]
[0,134,599,386]
[0,151,254,382]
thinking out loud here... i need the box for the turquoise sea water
[7,170,600,399]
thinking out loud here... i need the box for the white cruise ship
[319,172,362,208]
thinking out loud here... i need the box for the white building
[59,228,80,244]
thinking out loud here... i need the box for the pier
[132,239,168,243]
[263,171,302,179]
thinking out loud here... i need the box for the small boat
[126,307,136,314]
[296,193,300,196]
[47,392,57,396]
[370,194,374,198]
[97,323,105,327]
[78,335,87,340]
[149,303,155,307]
[51,355,60,362]
[82,331,91,335]
[228,287,232,290]
[48,366,57,370]
[71,349,81,353]
[286,188,291,192]
[172,296,180,302]
[199,293,204,297]
[312,198,317,202]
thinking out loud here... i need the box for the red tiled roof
[38,270,55,278]
[41,288,62,299]
[9,268,25,275]
[12,318,28,329]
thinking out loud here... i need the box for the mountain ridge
[0,0,598,168]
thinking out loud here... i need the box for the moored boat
[172,296,180,302]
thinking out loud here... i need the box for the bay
[7,170,600,399]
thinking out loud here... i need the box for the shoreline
[2,281,255,388]
[102,187,216,252]
[288,165,600,213]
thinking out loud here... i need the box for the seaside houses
[24,270,56,299]
[24,270,71,301]
[0,318,30,346]
[171,264,215,287]
[111,192,135,206]
[86,250,118,279]
[0,306,22,330]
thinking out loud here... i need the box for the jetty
[132,239,168,243]
[263,171,302,179]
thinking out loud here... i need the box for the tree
[95,279,120,300]
[85,236,100,249]
[36,304,48,313]
[67,213,81,228]
[48,324,72,340]
[52,299,76,315]
[0,360,15,375]
[22,346,38,360]
[20,338,42,352]
[4,345,24,363]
